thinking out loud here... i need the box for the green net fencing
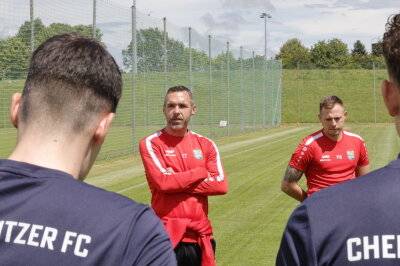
[0,0,282,160]
[281,63,389,125]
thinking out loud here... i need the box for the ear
[10,93,22,128]
[382,80,400,117]
[191,104,197,115]
[92,113,115,146]
[318,113,322,122]
[343,110,348,120]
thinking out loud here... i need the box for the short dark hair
[383,13,400,85]
[319,96,344,112]
[21,33,122,131]
[163,85,194,106]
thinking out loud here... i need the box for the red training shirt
[139,129,228,243]
[289,129,369,196]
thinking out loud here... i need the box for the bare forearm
[281,181,307,202]
[356,164,369,177]
[281,165,307,202]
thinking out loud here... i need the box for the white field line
[117,182,147,194]
[116,127,310,194]
[223,134,299,159]
[219,127,305,153]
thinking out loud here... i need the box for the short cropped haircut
[21,33,122,131]
[163,85,194,106]
[383,13,400,85]
[319,96,344,112]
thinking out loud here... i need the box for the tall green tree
[0,37,30,79]
[213,51,239,70]
[122,27,207,72]
[275,38,310,68]
[351,40,367,56]
[16,18,45,46]
[16,19,102,49]
[371,41,383,56]
[350,40,370,69]
[310,38,349,68]
[36,23,102,46]
[123,28,165,72]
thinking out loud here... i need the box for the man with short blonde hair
[281,95,369,202]
[277,13,400,265]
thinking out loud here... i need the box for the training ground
[85,124,399,265]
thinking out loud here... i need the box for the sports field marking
[219,127,306,153]
[223,134,299,159]
[117,182,147,193]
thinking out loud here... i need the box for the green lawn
[86,124,399,265]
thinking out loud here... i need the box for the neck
[324,129,342,142]
[8,129,91,179]
[164,126,188,137]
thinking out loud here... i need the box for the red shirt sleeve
[186,139,228,196]
[357,140,369,167]
[289,138,314,172]
[139,137,208,193]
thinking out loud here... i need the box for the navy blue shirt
[0,159,176,265]
[277,158,400,265]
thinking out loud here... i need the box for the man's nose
[173,106,180,113]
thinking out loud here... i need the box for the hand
[166,167,175,174]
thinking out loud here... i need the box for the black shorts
[174,239,216,266]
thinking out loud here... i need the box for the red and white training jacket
[139,129,228,244]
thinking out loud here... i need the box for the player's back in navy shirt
[0,159,176,265]
[277,157,400,265]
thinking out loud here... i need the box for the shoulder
[139,130,164,149]
[342,130,365,141]
[299,130,324,147]
[190,131,218,147]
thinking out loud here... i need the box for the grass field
[86,123,400,265]
[1,67,398,264]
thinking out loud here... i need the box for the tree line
[1,19,386,80]
[0,19,101,79]
[275,38,385,69]
[121,27,266,73]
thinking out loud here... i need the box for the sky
[111,0,399,58]
[1,0,399,65]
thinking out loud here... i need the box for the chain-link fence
[0,0,282,160]
[281,62,389,125]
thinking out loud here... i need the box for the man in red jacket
[139,85,228,266]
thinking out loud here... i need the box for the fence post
[189,27,193,90]
[296,62,300,127]
[163,17,167,91]
[263,44,266,128]
[2,71,5,129]
[252,51,256,130]
[373,61,377,125]
[30,0,34,54]
[209,35,213,137]
[131,0,137,154]
[227,41,230,136]
[92,0,96,38]
[240,46,244,133]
